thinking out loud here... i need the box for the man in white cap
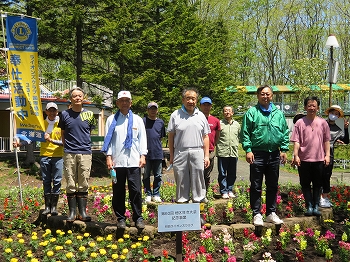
[143,101,166,203]
[320,105,349,207]
[102,90,148,230]
[14,102,64,216]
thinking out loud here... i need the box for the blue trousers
[40,156,63,194]
[217,157,237,194]
[143,159,163,197]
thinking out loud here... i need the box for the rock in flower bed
[1,181,350,261]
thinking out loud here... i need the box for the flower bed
[1,181,350,261]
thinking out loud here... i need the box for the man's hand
[246,152,254,164]
[204,157,210,168]
[106,156,114,169]
[139,155,146,168]
[280,152,287,165]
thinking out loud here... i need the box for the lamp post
[325,34,339,107]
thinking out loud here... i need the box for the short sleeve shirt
[167,107,210,149]
[207,115,220,152]
[143,117,166,160]
[290,116,330,162]
[58,108,96,154]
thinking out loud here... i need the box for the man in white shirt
[102,91,148,229]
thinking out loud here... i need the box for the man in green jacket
[240,85,290,226]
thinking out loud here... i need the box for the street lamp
[326,34,340,107]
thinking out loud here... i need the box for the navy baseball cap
[200,97,212,104]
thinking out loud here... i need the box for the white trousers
[173,148,206,202]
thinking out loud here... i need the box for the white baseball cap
[117,91,132,100]
[46,102,58,110]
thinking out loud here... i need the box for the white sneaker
[253,213,264,226]
[319,197,332,208]
[152,196,162,203]
[265,212,283,224]
[145,196,152,203]
[222,193,229,199]
[228,192,236,198]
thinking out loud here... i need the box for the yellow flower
[49,238,56,243]
[66,252,74,259]
[39,241,49,246]
[32,232,37,236]
[106,235,113,241]
[227,202,233,208]
[122,248,129,254]
[120,255,126,260]
[138,237,142,241]
[5,248,11,253]
[84,233,90,237]
[31,235,38,240]
[5,238,13,243]
[111,244,118,249]
[26,250,32,255]
[90,252,98,258]
[77,235,83,240]
[96,236,104,242]
[79,246,86,252]
[55,246,64,251]
[47,250,54,257]
[27,253,33,258]
[99,249,107,255]
[65,239,72,245]
[89,242,96,247]
[10,259,18,262]
[17,233,23,238]
[56,230,62,234]
[45,229,51,234]
[118,238,124,243]
[30,259,39,262]
[18,238,25,244]
[59,231,65,236]
[136,242,141,247]
[143,236,149,241]
[67,230,73,234]
[123,234,130,239]
[131,244,137,249]
[111,254,119,259]
[200,202,205,211]
[142,204,147,212]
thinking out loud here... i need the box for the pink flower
[125,209,131,218]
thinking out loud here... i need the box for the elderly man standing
[167,88,210,203]
[240,85,289,226]
[102,91,148,229]
[59,87,96,222]
[199,97,220,192]
[216,106,240,199]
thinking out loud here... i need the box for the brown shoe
[136,219,145,229]
[117,220,126,229]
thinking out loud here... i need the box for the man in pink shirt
[291,96,330,216]
[200,97,220,192]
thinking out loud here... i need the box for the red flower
[143,248,148,255]
[34,201,40,207]
[163,250,169,258]
[199,245,206,253]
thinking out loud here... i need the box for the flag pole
[1,12,23,206]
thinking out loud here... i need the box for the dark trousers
[217,157,237,194]
[204,153,215,190]
[298,161,323,206]
[250,150,280,216]
[112,167,142,223]
[322,157,334,194]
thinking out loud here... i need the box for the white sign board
[157,203,201,232]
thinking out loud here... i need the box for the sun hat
[325,105,344,118]
[200,97,212,104]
